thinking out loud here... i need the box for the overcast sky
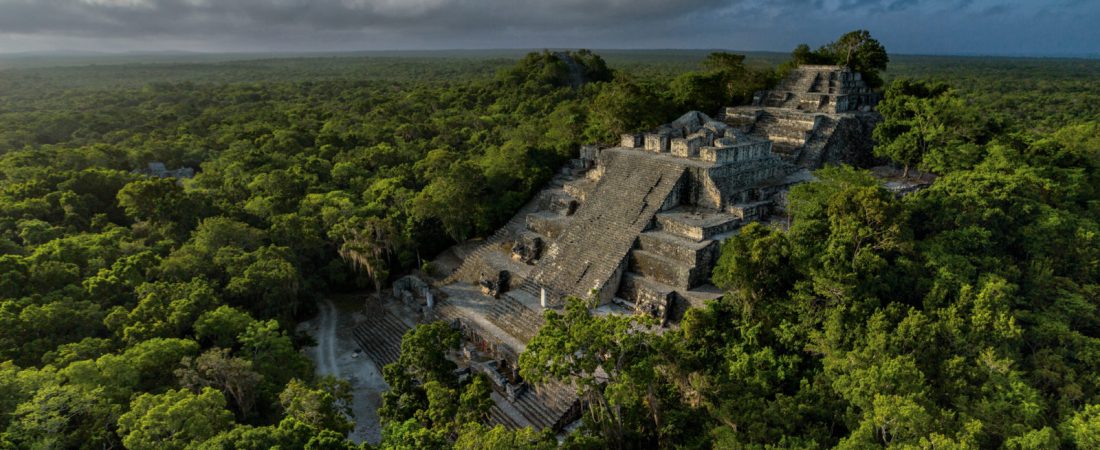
[0,0,1096,56]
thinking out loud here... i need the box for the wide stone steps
[535,379,578,410]
[485,384,578,432]
[486,292,545,342]
[510,380,579,431]
[515,278,544,301]
[351,312,412,368]
[489,404,525,429]
[750,116,812,144]
[446,231,518,285]
[513,392,559,430]
[431,297,526,362]
[797,116,839,168]
[775,69,815,91]
[533,149,687,302]
[762,92,799,109]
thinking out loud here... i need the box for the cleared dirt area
[298,295,388,445]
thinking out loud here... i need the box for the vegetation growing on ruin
[787,29,890,88]
[1,30,1099,448]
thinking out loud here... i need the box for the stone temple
[351,65,881,431]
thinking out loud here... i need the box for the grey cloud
[0,0,1097,55]
[0,0,735,37]
[887,0,918,12]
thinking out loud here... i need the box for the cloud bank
[0,0,1096,56]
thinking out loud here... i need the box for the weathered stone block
[620,134,643,148]
[656,208,742,241]
[637,231,720,267]
[727,201,771,221]
[617,274,674,326]
[670,132,708,158]
[644,133,671,153]
[511,235,543,264]
[478,270,510,298]
[670,138,690,158]
[703,120,729,137]
[629,250,697,289]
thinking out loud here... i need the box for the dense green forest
[1,36,1099,448]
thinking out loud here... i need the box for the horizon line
[1,48,1097,61]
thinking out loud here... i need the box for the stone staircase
[796,116,839,168]
[486,291,545,342]
[774,68,817,93]
[519,379,580,431]
[532,149,687,303]
[431,288,526,361]
[810,70,843,95]
[351,311,413,368]
[762,69,819,109]
[747,110,814,158]
[489,403,526,429]
[486,379,579,431]
[723,107,838,169]
[759,66,866,114]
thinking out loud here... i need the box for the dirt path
[299,297,387,445]
[318,298,340,376]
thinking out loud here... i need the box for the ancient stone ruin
[723,64,880,168]
[351,65,882,432]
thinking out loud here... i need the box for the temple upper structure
[723,65,881,169]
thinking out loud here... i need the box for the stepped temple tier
[355,65,882,431]
[723,64,880,168]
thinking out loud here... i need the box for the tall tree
[519,297,667,447]
[873,78,953,177]
[334,215,396,296]
[117,387,234,450]
[176,348,264,418]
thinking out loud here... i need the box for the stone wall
[819,113,882,167]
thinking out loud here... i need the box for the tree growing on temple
[786,29,889,88]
